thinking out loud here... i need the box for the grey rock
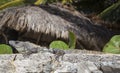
[0,41,119,73]
[100,66,114,73]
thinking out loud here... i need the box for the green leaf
[34,0,47,5]
[62,0,73,4]
[0,0,11,5]
[0,44,13,54]
[49,40,69,50]
[49,31,76,50]
[68,31,76,49]
[98,1,120,20]
[0,0,24,10]
[103,35,120,54]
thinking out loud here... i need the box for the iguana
[0,0,73,10]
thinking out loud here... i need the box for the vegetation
[68,31,76,49]
[49,31,76,50]
[0,0,73,10]
[49,40,69,50]
[0,44,13,54]
[98,1,120,18]
[35,0,73,5]
[103,35,120,54]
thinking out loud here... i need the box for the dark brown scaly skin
[0,5,113,51]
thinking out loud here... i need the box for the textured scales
[0,5,112,50]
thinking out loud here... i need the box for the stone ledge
[0,52,119,73]
[0,41,119,73]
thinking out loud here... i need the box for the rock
[100,66,114,73]
[0,51,119,73]
[0,41,117,73]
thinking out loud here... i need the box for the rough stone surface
[0,41,119,73]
